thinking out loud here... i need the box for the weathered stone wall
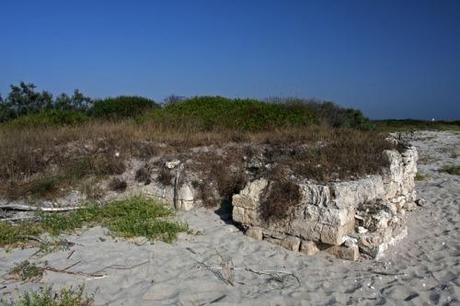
[104,143,418,260]
[232,146,418,260]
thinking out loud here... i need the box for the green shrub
[5,109,88,127]
[0,103,15,122]
[90,96,159,119]
[4,82,53,117]
[153,96,317,131]
[310,101,370,129]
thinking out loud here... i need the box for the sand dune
[1,131,459,305]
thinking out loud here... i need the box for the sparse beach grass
[0,285,93,306]
[0,196,187,247]
[9,261,43,282]
[373,119,460,132]
[440,164,460,175]
[415,172,428,181]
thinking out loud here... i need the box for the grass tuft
[9,261,43,281]
[440,165,460,175]
[260,180,301,222]
[415,172,427,181]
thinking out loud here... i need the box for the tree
[164,94,186,105]
[70,89,92,110]
[6,82,53,115]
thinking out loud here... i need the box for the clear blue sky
[1,0,459,119]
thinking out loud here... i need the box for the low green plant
[0,222,43,246]
[1,285,93,306]
[41,196,187,242]
[440,165,460,175]
[9,261,43,281]
[415,172,427,181]
[0,196,187,246]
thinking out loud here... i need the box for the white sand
[1,131,459,305]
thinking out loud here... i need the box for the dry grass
[260,180,301,222]
[0,121,398,200]
[108,177,127,192]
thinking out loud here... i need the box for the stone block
[280,236,301,251]
[327,244,360,261]
[246,227,263,240]
[300,240,319,256]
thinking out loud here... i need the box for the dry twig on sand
[243,266,301,287]
[43,266,105,280]
[186,248,301,288]
[93,260,150,274]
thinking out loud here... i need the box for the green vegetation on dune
[5,109,89,128]
[151,96,370,131]
[153,96,317,131]
[0,82,370,130]
[1,82,458,131]
[89,96,159,119]
[0,196,188,246]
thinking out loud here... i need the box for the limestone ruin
[232,146,418,260]
[120,142,418,261]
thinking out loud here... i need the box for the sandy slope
[1,131,459,305]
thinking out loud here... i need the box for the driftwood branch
[0,204,82,212]
[0,216,40,223]
[367,270,405,276]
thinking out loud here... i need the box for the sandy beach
[1,130,459,305]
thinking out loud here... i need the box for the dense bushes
[90,96,159,119]
[152,96,370,131]
[0,82,92,123]
[1,82,371,129]
[310,101,370,129]
[6,109,89,127]
[153,96,317,131]
[0,83,159,124]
